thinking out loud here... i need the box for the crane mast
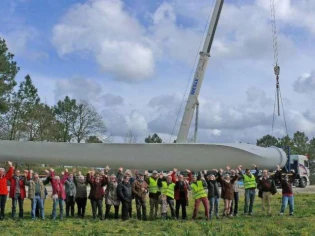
[176,0,224,143]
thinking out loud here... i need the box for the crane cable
[168,0,216,143]
[270,0,289,137]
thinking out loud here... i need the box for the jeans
[12,193,24,218]
[280,195,294,214]
[52,198,64,219]
[36,198,46,217]
[230,192,239,215]
[90,199,103,219]
[244,189,256,214]
[208,196,219,218]
[31,195,44,219]
[0,195,7,219]
[167,198,176,218]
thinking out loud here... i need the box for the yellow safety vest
[149,177,159,193]
[190,180,207,200]
[243,174,257,189]
[161,182,175,199]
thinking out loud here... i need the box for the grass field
[1,192,315,236]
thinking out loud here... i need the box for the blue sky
[1,0,315,143]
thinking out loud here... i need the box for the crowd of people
[0,161,296,221]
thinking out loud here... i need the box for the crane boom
[176,0,224,143]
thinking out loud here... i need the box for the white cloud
[145,84,315,143]
[101,108,127,137]
[125,110,148,135]
[7,0,315,144]
[4,29,35,55]
[257,0,315,35]
[152,2,176,24]
[54,77,102,102]
[293,72,315,94]
[52,0,154,82]
[102,93,124,107]
[0,28,48,61]
[53,77,128,108]
[26,71,315,144]
[246,86,274,107]
[52,77,148,139]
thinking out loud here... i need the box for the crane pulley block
[274,65,280,76]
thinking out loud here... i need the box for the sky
[1,0,315,144]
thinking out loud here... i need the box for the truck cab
[288,155,310,188]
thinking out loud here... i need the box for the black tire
[299,178,307,188]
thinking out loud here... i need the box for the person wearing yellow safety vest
[144,170,160,220]
[187,169,209,220]
[237,164,259,216]
[157,173,176,219]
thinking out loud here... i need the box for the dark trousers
[230,192,239,215]
[105,204,119,219]
[0,195,7,219]
[90,199,103,219]
[12,193,24,218]
[175,198,187,219]
[121,201,132,221]
[66,196,75,217]
[129,203,132,218]
[135,197,147,220]
[76,198,87,218]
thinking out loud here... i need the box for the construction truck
[285,154,310,188]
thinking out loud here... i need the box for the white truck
[288,154,310,188]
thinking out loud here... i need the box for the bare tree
[103,132,114,143]
[72,100,106,143]
[124,130,138,144]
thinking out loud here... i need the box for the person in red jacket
[174,172,190,220]
[7,167,27,219]
[0,161,13,220]
[48,169,67,220]
[86,171,107,220]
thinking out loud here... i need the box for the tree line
[256,132,315,158]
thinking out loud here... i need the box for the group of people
[0,161,296,221]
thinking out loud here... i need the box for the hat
[138,172,144,176]
[124,169,132,175]
[223,174,230,179]
[152,170,158,174]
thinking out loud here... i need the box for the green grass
[1,193,315,236]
